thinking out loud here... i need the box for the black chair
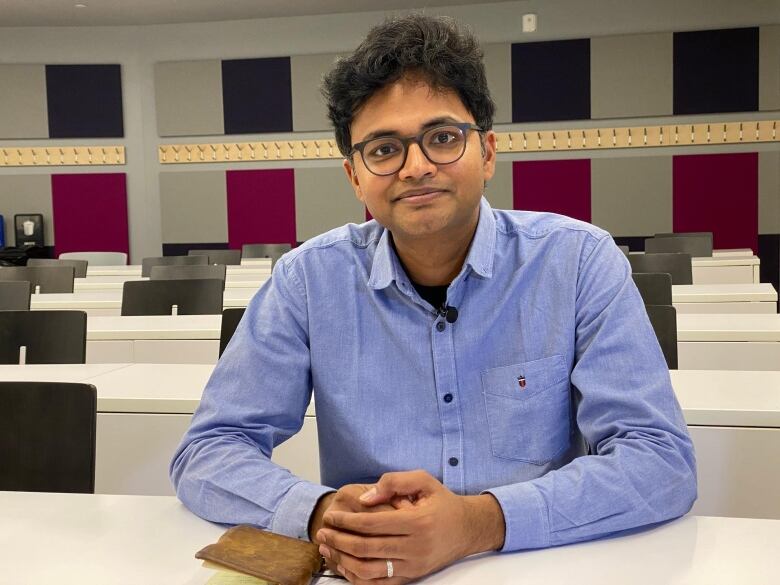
[0,265,75,293]
[0,281,32,310]
[121,279,224,316]
[645,234,713,257]
[219,308,246,357]
[141,255,208,277]
[0,381,96,493]
[0,310,87,364]
[632,273,673,306]
[628,253,693,285]
[645,305,678,369]
[188,249,242,265]
[242,243,291,266]
[28,258,88,278]
[150,264,227,284]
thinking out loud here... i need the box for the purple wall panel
[673,153,758,252]
[51,173,129,256]
[226,169,296,248]
[512,159,591,222]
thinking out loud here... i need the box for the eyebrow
[358,116,464,143]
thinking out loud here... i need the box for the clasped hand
[310,470,505,584]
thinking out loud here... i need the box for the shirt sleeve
[485,234,697,551]
[170,257,334,540]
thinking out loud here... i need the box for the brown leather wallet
[196,525,324,585]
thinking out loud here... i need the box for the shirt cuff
[270,480,336,541]
[484,480,551,552]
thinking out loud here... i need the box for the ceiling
[0,0,513,27]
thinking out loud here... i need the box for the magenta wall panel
[51,173,129,256]
[226,169,296,248]
[673,153,758,252]
[512,159,591,222]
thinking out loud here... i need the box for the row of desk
[0,362,777,521]
[29,282,780,316]
[3,491,777,584]
[70,312,780,370]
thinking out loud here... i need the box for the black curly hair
[321,13,495,157]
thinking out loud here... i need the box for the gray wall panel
[291,53,344,132]
[0,175,53,245]
[0,64,49,139]
[294,166,364,241]
[159,171,227,243]
[759,151,780,234]
[483,43,512,125]
[759,25,780,112]
[591,156,672,236]
[485,160,513,210]
[154,60,224,137]
[591,33,673,119]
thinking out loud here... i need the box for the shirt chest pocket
[481,355,571,465]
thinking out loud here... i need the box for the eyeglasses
[349,122,484,176]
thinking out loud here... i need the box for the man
[171,14,696,584]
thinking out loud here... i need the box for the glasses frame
[349,122,484,176]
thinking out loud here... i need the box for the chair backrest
[617,245,630,257]
[27,258,88,278]
[59,251,127,266]
[631,272,673,306]
[0,265,75,293]
[645,305,678,369]
[645,234,713,257]
[188,249,242,265]
[0,281,32,310]
[219,308,246,357]
[141,255,208,277]
[150,264,227,284]
[628,252,693,285]
[0,310,87,364]
[121,279,224,316]
[242,243,291,265]
[0,381,96,493]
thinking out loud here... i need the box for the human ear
[343,158,365,203]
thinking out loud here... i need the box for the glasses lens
[362,137,405,175]
[422,126,467,164]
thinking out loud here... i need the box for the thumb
[359,470,434,505]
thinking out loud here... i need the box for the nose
[397,142,437,181]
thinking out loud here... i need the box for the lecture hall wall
[0,0,778,288]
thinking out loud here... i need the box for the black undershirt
[411,281,449,312]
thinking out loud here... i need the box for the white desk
[74,277,268,291]
[31,289,254,317]
[0,492,777,585]
[85,258,272,276]
[677,313,780,370]
[691,255,761,284]
[1,364,777,520]
[713,248,755,258]
[672,283,777,314]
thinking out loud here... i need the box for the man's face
[344,75,496,243]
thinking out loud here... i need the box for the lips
[394,188,448,202]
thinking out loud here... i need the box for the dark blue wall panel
[511,39,590,123]
[222,57,293,134]
[45,64,124,138]
[673,27,759,115]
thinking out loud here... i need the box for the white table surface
[672,283,777,303]
[31,289,253,311]
[86,315,222,340]
[74,277,267,291]
[712,248,755,258]
[691,255,760,267]
[676,313,780,342]
[1,491,777,585]
[85,259,271,275]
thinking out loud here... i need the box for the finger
[359,470,435,505]
[317,527,405,559]
[340,565,411,585]
[324,509,415,536]
[323,546,404,581]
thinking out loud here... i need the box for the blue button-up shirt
[171,197,696,552]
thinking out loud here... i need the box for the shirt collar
[367,196,496,290]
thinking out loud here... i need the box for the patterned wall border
[157,119,779,164]
[0,145,125,167]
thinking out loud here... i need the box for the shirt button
[448,457,459,467]
[436,321,446,332]
[443,393,453,403]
